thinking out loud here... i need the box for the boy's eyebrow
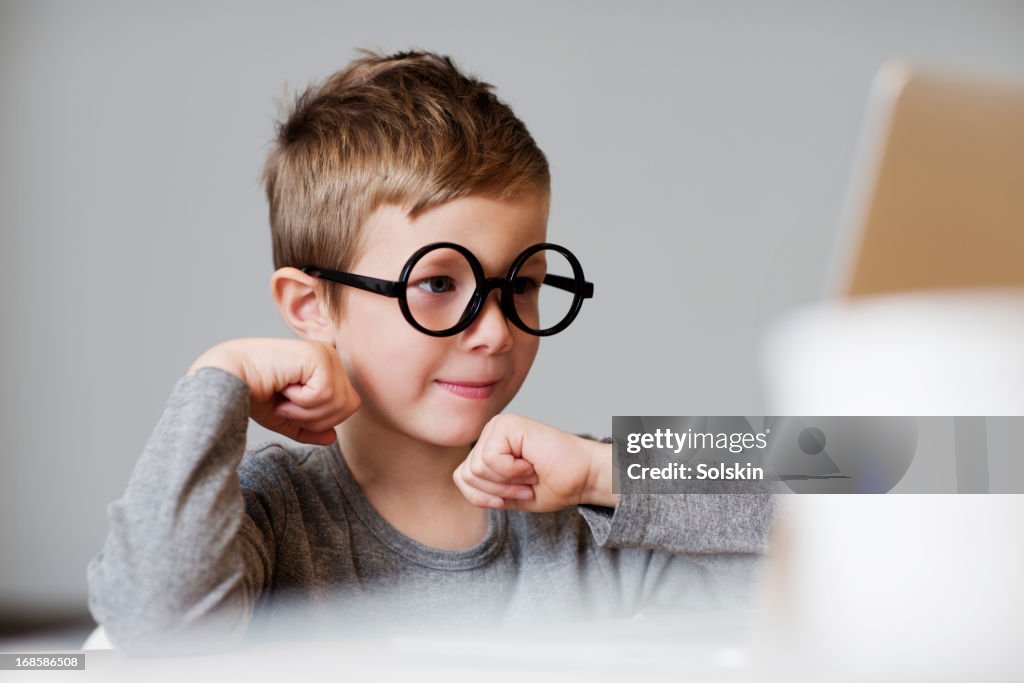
[516,260,548,275]
[413,251,469,267]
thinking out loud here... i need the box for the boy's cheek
[510,345,540,392]
[511,334,540,379]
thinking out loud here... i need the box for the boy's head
[263,50,553,447]
[263,49,551,326]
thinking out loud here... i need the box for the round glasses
[302,242,594,337]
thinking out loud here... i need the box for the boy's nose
[463,288,514,353]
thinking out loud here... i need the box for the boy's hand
[453,414,618,512]
[187,338,361,445]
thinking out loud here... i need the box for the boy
[87,50,773,655]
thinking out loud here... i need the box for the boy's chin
[427,415,496,448]
[428,429,490,449]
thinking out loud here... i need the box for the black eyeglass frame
[301,242,594,337]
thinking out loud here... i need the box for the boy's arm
[455,416,775,555]
[580,484,777,614]
[86,367,275,655]
[573,490,776,611]
[454,418,776,609]
[578,437,775,554]
[576,490,776,555]
[575,438,776,610]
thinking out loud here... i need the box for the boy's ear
[270,268,336,345]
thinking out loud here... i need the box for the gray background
[2,0,1023,628]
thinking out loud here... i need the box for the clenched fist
[453,414,618,512]
[188,338,361,445]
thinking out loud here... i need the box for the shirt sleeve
[574,435,777,614]
[86,367,276,656]
[577,492,776,555]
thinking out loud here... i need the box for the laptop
[828,60,1024,297]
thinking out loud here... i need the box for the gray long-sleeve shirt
[87,367,775,655]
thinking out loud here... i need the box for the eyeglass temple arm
[543,273,594,298]
[301,267,401,297]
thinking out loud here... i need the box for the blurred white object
[760,289,1024,415]
[760,495,1024,681]
[758,291,1024,680]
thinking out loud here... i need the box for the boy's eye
[512,277,540,296]
[415,276,457,294]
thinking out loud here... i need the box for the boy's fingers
[275,397,347,424]
[469,430,533,476]
[493,498,537,512]
[277,383,359,423]
[457,465,535,501]
[483,449,536,479]
[280,379,343,409]
[297,416,345,434]
[279,359,357,410]
[452,465,495,507]
[466,451,504,481]
[294,428,339,445]
[263,397,355,441]
[454,466,531,508]
[294,411,347,434]
[456,485,502,509]
[477,459,539,485]
[271,407,341,435]
[473,429,531,477]
[279,376,323,408]
[467,449,535,485]
[262,414,337,445]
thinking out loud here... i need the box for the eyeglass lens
[405,246,578,333]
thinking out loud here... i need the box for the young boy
[87,50,773,655]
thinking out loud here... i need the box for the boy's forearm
[87,368,263,654]
[187,340,247,382]
[581,490,777,555]
[582,440,619,508]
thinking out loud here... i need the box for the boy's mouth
[434,379,499,399]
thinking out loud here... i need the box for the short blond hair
[262,49,551,323]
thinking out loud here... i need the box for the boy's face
[329,193,548,447]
